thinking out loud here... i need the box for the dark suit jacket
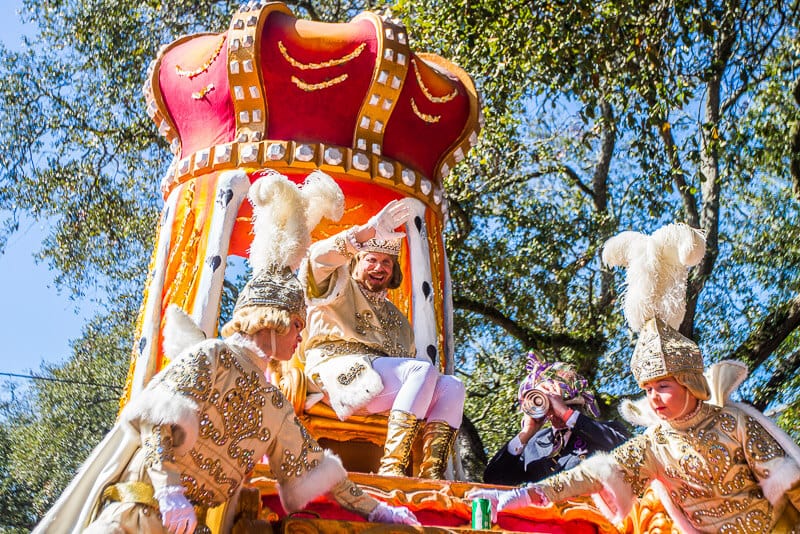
[482,414,629,486]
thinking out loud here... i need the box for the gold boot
[418,420,458,480]
[377,410,421,477]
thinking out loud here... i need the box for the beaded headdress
[231,267,306,318]
[629,318,703,385]
[361,237,402,256]
[602,223,709,395]
[221,169,343,337]
[517,351,601,418]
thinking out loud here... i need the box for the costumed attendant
[468,223,800,533]
[300,199,465,479]
[483,352,628,486]
[34,170,418,533]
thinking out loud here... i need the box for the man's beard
[361,276,390,292]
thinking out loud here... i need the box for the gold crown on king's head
[630,318,704,386]
[361,238,402,256]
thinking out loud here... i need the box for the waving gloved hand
[367,501,421,525]
[364,199,412,241]
[155,485,197,534]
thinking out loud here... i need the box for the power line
[0,372,121,391]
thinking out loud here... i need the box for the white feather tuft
[248,171,310,272]
[601,231,644,268]
[301,170,345,229]
[603,223,706,332]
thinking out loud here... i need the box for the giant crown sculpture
[146,1,479,209]
[122,1,481,404]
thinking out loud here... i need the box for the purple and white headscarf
[517,351,601,418]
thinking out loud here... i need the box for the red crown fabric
[144,2,481,213]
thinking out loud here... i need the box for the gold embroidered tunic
[129,340,326,507]
[42,338,379,533]
[539,403,800,533]
[299,231,416,418]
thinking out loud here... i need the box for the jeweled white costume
[539,375,800,532]
[300,200,465,479]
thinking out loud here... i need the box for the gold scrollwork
[411,97,440,124]
[291,74,349,92]
[176,36,226,78]
[279,40,366,70]
[412,58,458,103]
[337,363,366,385]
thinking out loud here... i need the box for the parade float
[120,1,671,531]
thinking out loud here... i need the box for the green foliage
[395,0,800,450]
[0,309,131,528]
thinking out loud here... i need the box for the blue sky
[0,2,96,380]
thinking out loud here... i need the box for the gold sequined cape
[537,402,800,533]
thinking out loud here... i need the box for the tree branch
[683,16,736,338]
[591,100,615,213]
[657,122,700,228]
[456,414,488,482]
[453,295,603,354]
[560,163,594,199]
[751,350,800,412]
[792,76,800,200]
[728,295,800,372]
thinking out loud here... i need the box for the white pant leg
[424,374,465,428]
[363,358,438,418]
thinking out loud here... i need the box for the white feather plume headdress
[602,223,706,332]
[603,223,708,392]
[220,169,344,337]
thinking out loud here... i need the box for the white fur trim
[577,453,636,524]
[191,170,250,336]
[163,305,206,361]
[299,263,350,308]
[619,396,661,427]
[131,189,180,398]
[309,353,384,420]
[278,450,348,513]
[122,382,200,455]
[760,457,800,506]
[404,197,437,365]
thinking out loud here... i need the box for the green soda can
[471,498,491,529]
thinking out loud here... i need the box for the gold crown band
[162,139,447,213]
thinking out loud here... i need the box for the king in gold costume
[300,198,465,479]
[469,224,800,533]
[34,171,417,533]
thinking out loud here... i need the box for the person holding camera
[482,352,629,486]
